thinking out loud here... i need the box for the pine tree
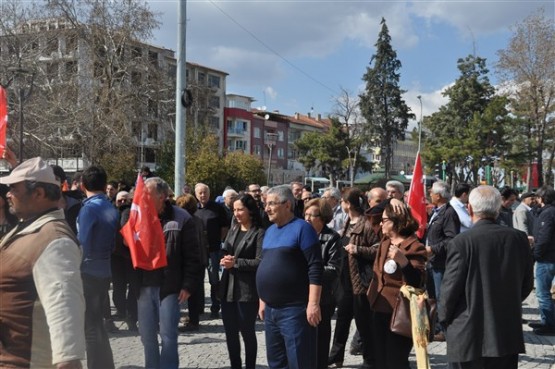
[359,18,414,178]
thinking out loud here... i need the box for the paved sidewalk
[106,286,555,369]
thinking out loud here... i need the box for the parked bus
[304,177,330,194]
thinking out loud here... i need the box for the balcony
[226,127,247,137]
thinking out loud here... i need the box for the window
[277,148,284,158]
[254,145,261,156]
[144,148,156,163]
[210,116,220,131]
[197,72,206,85]
[149,51,158,67]
[209,96,220,108]
[147,124,158,140]
[208,74,220,88]
[44,37,58,56]
[278,131,284,141]
[65,34,77,54]
[254,127,260,138]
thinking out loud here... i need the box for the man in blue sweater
[256,185,323,369]
[77,166,119,369]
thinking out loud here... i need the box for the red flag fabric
[120,174,167,270]
[407,152,427,239]
[0,86,8,157]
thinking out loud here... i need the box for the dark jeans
[111,254,137,321]
[221,300,259,369]
[208,250,223,313]
[328,275,354,364]
[82,274,115,369]
[448,354,518,369]
[353,293,374,365]
[372,311,412,369]
[188,269,206,325]
[317,303,334,369]
[264,304,317,369]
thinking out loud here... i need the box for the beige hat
[0,157,59,186]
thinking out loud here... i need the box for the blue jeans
[535,262,555,328]
[137,287,180,369]
[264,304,317,369]
[221,301,259,369]
[208,250,223,313]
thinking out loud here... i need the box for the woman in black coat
[304,198,342,369]
[219,194,264,369]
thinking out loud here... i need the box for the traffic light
[434,163,441,178]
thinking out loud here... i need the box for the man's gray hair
[268,185,295,211]
[324,187,341,200]
[469,185,501,219]
[260,186,269,194]
[194,182,210,194]
[431,181,451,200]
[223,188,238,198]
[145,177,171,197]
[386,180,404,194]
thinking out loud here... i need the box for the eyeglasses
[381,217,392,223]
[305,213,320,219]
[266,200,286,207]
[302,198,311,202]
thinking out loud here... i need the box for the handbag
[390,286,437,341]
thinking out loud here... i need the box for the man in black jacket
[530,186,555,336]
[440,185,534,368]
[425,181,460,341]
[135,177,202,369]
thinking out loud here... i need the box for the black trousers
[372,311,412,369]
[111,254,137,321]
[328,276,354,364]
[188,268,206,325]
[317,303,335,369]
[82,274,115,369]
[448,355,519,369]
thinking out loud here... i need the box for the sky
[146,0,554,126]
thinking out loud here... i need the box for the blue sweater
[256,217,323,307]
[77,194,119,278]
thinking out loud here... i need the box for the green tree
[359,18,414,178]
[295,117,349,184]
[496,8,555,187]
[423,55,511,185]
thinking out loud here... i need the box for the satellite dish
[264,114,270,120]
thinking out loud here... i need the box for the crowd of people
[0,153,552,369]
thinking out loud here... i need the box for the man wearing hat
[0,157,85,368]
[513,192,537,240]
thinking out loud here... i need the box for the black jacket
[439,219,534,362]
[425,203,460,270]
[133,201,203,299]
[220,224,264,302]
[533,204,555,262]
[318,226,342,306]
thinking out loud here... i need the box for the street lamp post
[265,132,278,186]
[417,95,423,152]
[8,67,35,163]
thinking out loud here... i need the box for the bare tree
[496,8,555,187]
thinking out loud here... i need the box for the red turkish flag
[120,174,167,270]
[407,152,427,239]
[0,86,8,157]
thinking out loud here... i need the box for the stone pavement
[106,285,555,369]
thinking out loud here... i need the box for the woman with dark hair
[329,187,378,368]
[367,203,428,369]
[0,184,17,238]
[303,198,342,369]
[219,194,264,369]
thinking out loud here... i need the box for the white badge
[384,259,397,274]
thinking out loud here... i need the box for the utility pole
[174,0,187,195]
